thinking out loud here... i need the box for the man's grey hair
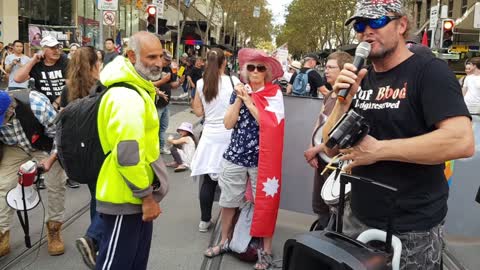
[128,34,142,60]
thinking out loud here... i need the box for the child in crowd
[167,122,197,172]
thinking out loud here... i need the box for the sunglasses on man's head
[353,15,401,33]
[246,64,267,72]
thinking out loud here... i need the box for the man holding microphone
[323,0,474,269]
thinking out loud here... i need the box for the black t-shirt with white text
[289,68,325,97]
[29,56,68,103]
[350,53,470,232]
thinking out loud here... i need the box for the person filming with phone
[14,36,68,110]
[4,40,30,90]
[322,0,474,269]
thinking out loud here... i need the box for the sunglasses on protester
[246,64,267,72]
[353,15,401,33]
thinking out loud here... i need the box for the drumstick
[321,154,344,176]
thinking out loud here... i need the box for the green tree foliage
[276,0,357,56]
[218,0,273,47]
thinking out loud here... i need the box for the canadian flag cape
[250,83,285,237]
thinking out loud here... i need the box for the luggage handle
[336,173,397,254]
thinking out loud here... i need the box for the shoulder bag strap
[229,75,236,91]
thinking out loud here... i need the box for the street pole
[233,21,237,72]
[176,0,181,62]
[99,9,104,50]
[222,12,227,45]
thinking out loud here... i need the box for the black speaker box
[283,174,398,270]
[283,230,391,270]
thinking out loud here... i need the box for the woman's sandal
[204,240,229,258]
[166,162,178,168]
[254,249,273,270]
[174,165,188,172]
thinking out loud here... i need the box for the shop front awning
[454,2,480,33]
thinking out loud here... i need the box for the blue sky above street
[267,0,292,25]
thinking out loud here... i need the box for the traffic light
[146,5,157,33]
[440,19,454,49]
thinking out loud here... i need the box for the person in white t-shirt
[191,48,240,232]
[4,40,30,90]
[463,57,480,114]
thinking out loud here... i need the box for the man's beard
[134,61,162,81]
[369,41,398,60]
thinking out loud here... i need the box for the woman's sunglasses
[246,64,267,72]
[353,16,401,33]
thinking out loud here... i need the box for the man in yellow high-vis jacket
[94,31,168,270]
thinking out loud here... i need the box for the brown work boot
[0,230,10,257]
[46,221,64,256]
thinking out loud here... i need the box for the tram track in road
[1,203,90,270]
[200,211,224,270]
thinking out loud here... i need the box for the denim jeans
[86,181,104,244]
[157,106,170,149]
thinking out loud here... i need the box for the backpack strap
[229,75,236,91]
[88,81,138,97]
[108,82,138,92]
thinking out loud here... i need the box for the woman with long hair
[60,46,100,189]
[203,48,285,270]
[59,46,103,269]
[96,49,105,71]
[60,46,100,107]
[191,48,241,232]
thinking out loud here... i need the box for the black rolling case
[283,174,398,270]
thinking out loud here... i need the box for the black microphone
[337,42,371,102]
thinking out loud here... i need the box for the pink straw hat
[238,48,284,82]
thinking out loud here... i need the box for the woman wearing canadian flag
[203,48,285,270]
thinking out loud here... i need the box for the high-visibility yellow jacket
[96,56,163,215]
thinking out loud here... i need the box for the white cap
[177,122,193,134]
[40,36,60,47]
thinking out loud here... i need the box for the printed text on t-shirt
[40,70,65,96]
[354,83,407,111]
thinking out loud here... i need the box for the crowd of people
[0,0,476,269]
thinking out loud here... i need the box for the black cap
[304,53,319,63]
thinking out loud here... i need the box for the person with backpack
[94,31,166,270]
[0,89,66,257]
[287,53,329,98]
[58,46,104,269]
[191,48,240,233]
